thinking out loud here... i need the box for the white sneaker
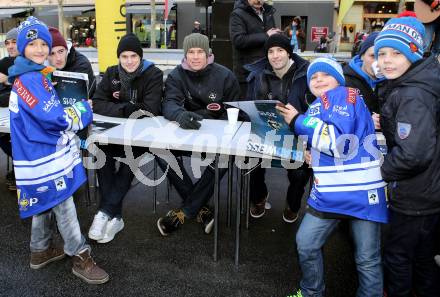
[88,211,109,241]
[97,217,124,244]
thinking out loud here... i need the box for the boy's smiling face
[24,39,49,65]
[309,71,339,98]
[377,47,411,80]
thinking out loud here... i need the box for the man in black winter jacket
[48,27,96,97]
[375,17,440,296]
[157,33,240,236]
[230,0,279,98]
[88,33,163,244]
[246,34,312,223]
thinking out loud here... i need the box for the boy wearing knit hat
[246,33,312,223]
[48,27,96,97]
[374,16,440,297]
[156,33,240,236]
[8,16,109,284]
[88,33,162,243]
[277,57,388,297]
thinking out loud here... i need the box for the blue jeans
[423,21,440,55]
[30,197,90,256]
[296,213,383,297]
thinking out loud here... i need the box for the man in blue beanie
[375,16,440,297]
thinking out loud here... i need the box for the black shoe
[157,209,185,236]
[5,170,15,186]
[197,207,214,234]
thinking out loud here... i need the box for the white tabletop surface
[92,116,244,155]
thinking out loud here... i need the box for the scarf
[118,62,143,102]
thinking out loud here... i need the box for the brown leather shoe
[283,207,299,223]
[72,249,109,285]
[30,245,65,269]
[250,193,269,219]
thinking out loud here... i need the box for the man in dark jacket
[246,34,312,222]
[230,0,279,98]
[48,27,96,97]
[157,33,240,236]
[375,17,440,296]
[88,33,163,244]
[343,31,384,115]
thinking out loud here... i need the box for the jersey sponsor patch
[347,88,357,104]
[9,92,19,113]
[207,102,221,111]
[14,79,39,109]
[368,189,379,205]
[303,116,320,128]
[309,104,320,116]
[55,177,67,191]
[397,122,411,139]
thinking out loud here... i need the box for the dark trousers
[157,151,227,218]
[97,144,144,218]
[384,210,440,297]
[249,163,311,212]
[0,134,12,157]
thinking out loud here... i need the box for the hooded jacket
[8,56,92,219]
[93,60,163,118]
[245,53,311,113]
[378,56,440,215]
[61,46,96,98]
[162,56,240,121]
[343,55,385,114]
[229,0,276,82]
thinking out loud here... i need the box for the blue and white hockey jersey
[8,56,93,219]
[294,86,388,223]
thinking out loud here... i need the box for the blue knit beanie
[358,32,379,57]
[17,16,52,56]
[374,17,425,63]
[307,57,345,86]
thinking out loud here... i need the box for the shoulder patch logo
[397,122,411,139]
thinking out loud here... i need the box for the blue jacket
[9,56,93,219]
[293,86,388,223]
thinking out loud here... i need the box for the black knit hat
[117,33,143,58]
[264,33,292,58]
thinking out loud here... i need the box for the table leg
[235,167,242,268]
[213,154,220,261]
[227,155,233,228]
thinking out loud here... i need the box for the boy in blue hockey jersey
[375,16,440,297]
[277,57,388,297]
[8,17,108,284]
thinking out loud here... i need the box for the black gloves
[176,111,203,130]
[123,102,148,118]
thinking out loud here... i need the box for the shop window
[130,5,177,49]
